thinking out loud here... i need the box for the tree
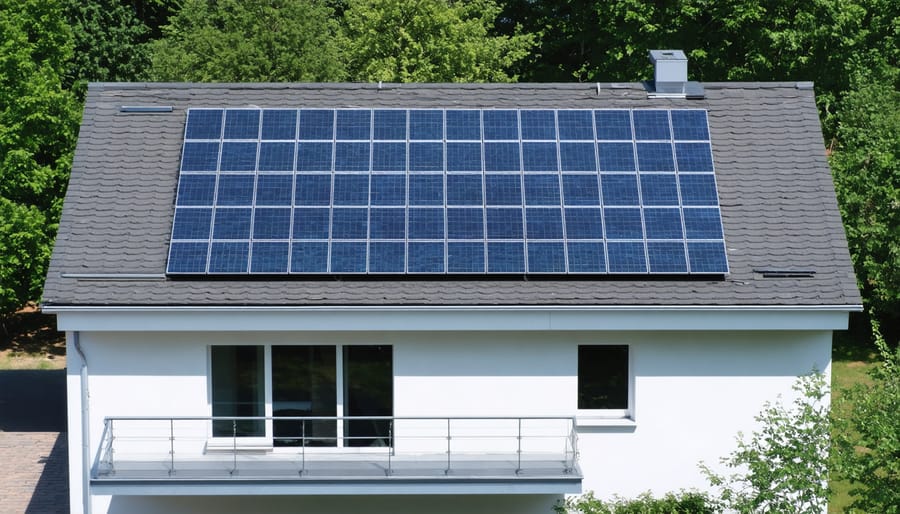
[64,0,151,95]
[829,69,900,335]
[0,0,80,315]
[701,372,830,513]
[147,0,346,82]
[831,318,900,513]
[342,0,536,83]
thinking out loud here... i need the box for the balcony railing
[94,416,579,484]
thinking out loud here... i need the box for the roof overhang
[45,304,859,332]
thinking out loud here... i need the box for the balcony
[91,416,582,496]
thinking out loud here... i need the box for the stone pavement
[0,432,68,514]
[0,369,69,513]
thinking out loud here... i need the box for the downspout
[73,332,92,514]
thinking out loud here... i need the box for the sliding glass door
[344,345,393,447]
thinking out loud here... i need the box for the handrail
[94,415,579,481]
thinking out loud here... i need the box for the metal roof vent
[647,50,704,99]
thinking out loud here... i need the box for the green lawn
[828,333,876,514]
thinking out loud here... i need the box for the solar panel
[168,108,728,275]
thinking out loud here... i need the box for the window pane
[272,346,337,447]
[578,345,628,410]
[344,346,393,447]
[211,346,264,437]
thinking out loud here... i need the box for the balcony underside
[92,454,582,495]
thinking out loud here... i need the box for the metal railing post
[386,420,393,476]
[108,418,115,472]
[169,418,175,475]
[300,419,306,476]
[445,418,451,475]
[516,418,522,474]
[230,419,237,475]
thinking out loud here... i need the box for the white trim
[50,306,852,332]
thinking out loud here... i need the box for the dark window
[272,346,337,447]
[578,345,629,410]
[344,345,393,447]
[211,346,264,437]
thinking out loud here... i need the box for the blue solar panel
[169,108,728,275]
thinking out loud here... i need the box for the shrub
[554,490,715,514]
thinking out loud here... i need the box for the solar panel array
[167,108,728,275]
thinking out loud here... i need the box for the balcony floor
[92,453,582,496]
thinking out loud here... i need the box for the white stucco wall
[66,325,832,514]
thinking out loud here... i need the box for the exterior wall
[68,328,832,514]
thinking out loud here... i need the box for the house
[42,51,861,514]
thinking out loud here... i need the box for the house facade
[43,57,860,514]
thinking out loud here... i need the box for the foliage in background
[831,317,900,513]
[342,0,535,83]
[148,0,347,82]
[64,0,151,97]
[700,372,830,514]
[553,490,714,514]
[0,0,80,315]
[830,68,900,337]
[498,0,899,134]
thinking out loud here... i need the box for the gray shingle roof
[41,82,861,308]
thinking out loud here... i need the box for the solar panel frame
[168,107,728,276]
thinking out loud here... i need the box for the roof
[41,82,861,308]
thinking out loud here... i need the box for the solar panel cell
[410,110,444,140]
[298,110,334,140]
[369,242,405,272]
[485,174,522,205]
[603,208,643,239]
[331,242,367,272]
[522,142,558,171]
[168,242,209,273]
[296,142,333,171]
[643,208,683,239]
[564,208,603,239]
[220,142,258,171]
[208,242,249,273]
[369,208,405,239]
[373,110,407,140]
[647,241,688,272]
[632,110,671,140]
[601,175,640,206]
[639,175,679,206]
[255,174,293,206]
[487,242,525,272]
[331,208,368,239]
[408,175,444,206]
[176,175,216,206]
[408,208,445,239]
[484,143,520,171]
[567,242,605,273]
[185,109,223,139]
[446,110,480,140]
[525,208,564,239]
[409,142,443,172]
[292,208,330,239]
[291,242,328,272]
[213,208,252,239]
[334,142,370,172]
[594,110,632,140]
[607,241,647,273]
[370,174,406,205]
[683,208,724,239]
[447,208,484,239]
[559,143,597,171]
[294,175,332,206]
[216,175,254,205]
[258,142,295,172]
[372,142,406,171]
[447,175,483,205]
[252,208,292,239]
[172,208,212,239]
[408,242,445,273]
[597,142,636,171]
[636,142,675,171]
[687,241,728,273]
[446,142,482,171]
[250,242,289,273]
[482,110,519,140]
[336,110,371,140]
[181,142,220,172]
[557,110,594,140]
[524,175,561,205]
[486,208,523,239]
[527,242,566,272]
[224,110,260,139]
[333,174,369,206]
[674,142,714,172]
[679,175,719,206]
[448,242,485,272]
[261,110,297,140]
[670,110,709,140]
[561,175,600,206]
[520,110,556,140]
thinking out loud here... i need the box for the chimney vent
[648,50,703,99]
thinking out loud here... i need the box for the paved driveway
[0,370,69,513]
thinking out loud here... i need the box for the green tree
[831,319,900,513]
[701,373,830,513]
[0,0,80,315]
[342,0,536,83]
[829,70,900,332]
[64,0,151,95]
[148,0,346,82]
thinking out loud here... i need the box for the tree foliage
[64,0,151,95]
[831,318,900,513]
[830,69,900,331]
[554,490,714,514]
[147,0,347,82]
[0,0,80,315]
[342,0,536,83]
[701,373,830,513]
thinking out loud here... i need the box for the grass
[828,329,878,513]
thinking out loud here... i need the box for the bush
[554,490,715,514]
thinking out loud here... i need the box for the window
[210,344,393,447]
[578,345,629,411]
[211,345,264,437]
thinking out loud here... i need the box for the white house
[43,52,861,514]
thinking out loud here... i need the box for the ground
[0,304,66,370]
